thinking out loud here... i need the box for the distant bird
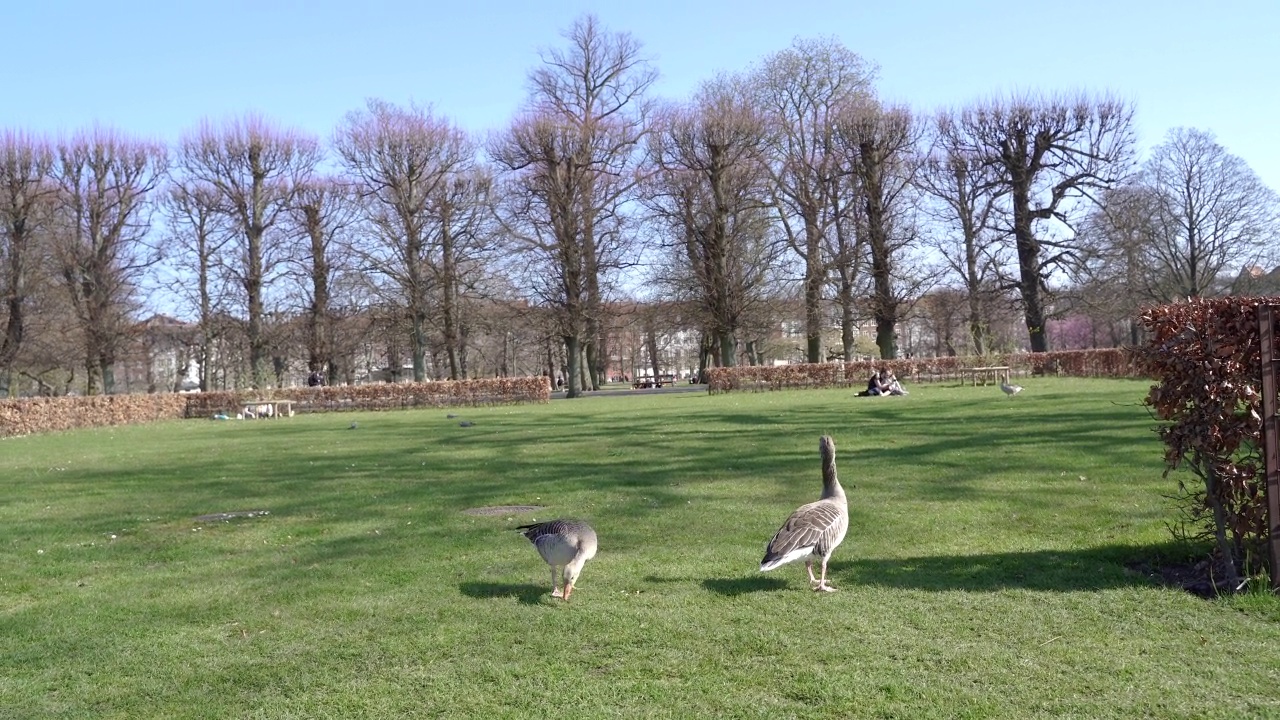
[760,436,849,592]
[516,519,599,601]
[348,421,358,430]
[459,420,475,427]
[1000,382,1023,397]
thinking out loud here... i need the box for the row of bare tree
[2,15,1277,397]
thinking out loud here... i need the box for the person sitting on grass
[859,370,890,397]
[884,370,909,395]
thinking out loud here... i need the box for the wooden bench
[241,399,293,419]
[958,366,1011,386]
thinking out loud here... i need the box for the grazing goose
[760,436,848,592]
[1000,381,1023,397]
[516,519,598,601]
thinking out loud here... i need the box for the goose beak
[562,582,575,601]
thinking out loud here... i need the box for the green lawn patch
[2,378,1278,718]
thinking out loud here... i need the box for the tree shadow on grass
[459,581,548,605]
[701,576,790,596]
[828,541,1199,593]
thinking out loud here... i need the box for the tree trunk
[585,339,601,390]
[564,335,582,399]
[1203,463,1243,590]
[307,206,332,380]
[804,250,823,363]
[1011,181,1049,352]
[246,224,269,389]
[441,222,461,381]
[646,325,661,381]
[697,332,712,382]
[0,271,24,397]
[99,355,115,395]
[839,270,856,361]
[874,318,897,360]
[968,295,987,357]
[591,330,607,388]
[410,309,428,382]
[718,329,737,367]
[545,338,557,384]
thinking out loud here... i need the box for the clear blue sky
[5,0,1278,190]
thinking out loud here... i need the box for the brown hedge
[705,348,1143,394]
[183,376,551,417]
[0,377,551,438]
[1136,296,1274,583]
[0,394,189,439]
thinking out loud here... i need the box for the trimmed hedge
[0,377,551,438]
[0,394,189,439]
[1136,296,1274,584]
[183,377,551,418]
[705,348,1143,394]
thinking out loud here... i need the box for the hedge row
[705,348,1143,394]
[0,394,189,439]
[183,376,551,418]
[0,377,552,438]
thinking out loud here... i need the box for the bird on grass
[1000,382,1023,397]
[516,519,598,601]
[759,436,848,592]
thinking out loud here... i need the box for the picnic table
[241,399,293,418]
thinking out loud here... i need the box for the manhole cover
[462,505,544,516]
[195,510,271,522]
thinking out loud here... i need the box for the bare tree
[1076,184,1162,345]
[50,128,166,394]
[492,117,593,393]
[286,177,358,384]
[919,112,1006,355]
[645,77,776,368]
[825,154,865,362]
[0,132,56,396]
[955,94,1135,352]
[161,179,233,391]
[491,14,655,398]
[835,102,925,359]
[422,169,495,379]
[12,281,81,396]
[178,115,320,389]
[1140,127,1279,300]
[755,36,877,363]
[334,99,476,382]
[913,288,968,356]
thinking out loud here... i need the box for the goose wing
[517,519,597,565]
[760,499,848,570]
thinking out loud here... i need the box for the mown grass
[2,377,1278,719]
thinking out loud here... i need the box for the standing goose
[516,519,598,601]
[1000,381,1023,397]
[760,436,848,592]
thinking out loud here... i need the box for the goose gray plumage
[516,519,598,600]
[760,435,848,592]
[1000,381,1023,397]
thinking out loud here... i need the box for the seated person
[860,371,890,396]
[884,370,909,395]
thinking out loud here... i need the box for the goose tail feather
[760,545,814,572]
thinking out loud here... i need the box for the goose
[516,519,598,601]
[760,435,848,592]
[1000,381,1023,397]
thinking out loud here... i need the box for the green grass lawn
[2,377,1278,719]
